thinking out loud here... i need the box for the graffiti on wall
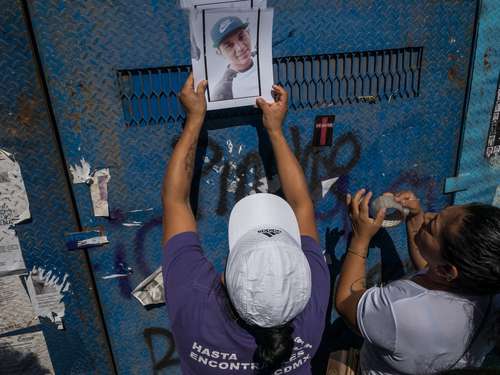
[143,327,179,373]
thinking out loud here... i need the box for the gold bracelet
[347,248,367,259]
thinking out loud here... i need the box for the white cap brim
[228,193,301,252]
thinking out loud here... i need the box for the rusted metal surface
[0,1,115,373]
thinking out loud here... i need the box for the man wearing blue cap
[211,16,259,101]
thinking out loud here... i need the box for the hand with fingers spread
[346,189,386,244]
[256,85,288,134]
[179,73,208,125]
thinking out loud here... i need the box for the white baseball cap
[226,193,312,328]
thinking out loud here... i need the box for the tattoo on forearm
[184,140,197,177]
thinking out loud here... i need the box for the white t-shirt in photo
[232,58,259,99]
[357,279,499,374]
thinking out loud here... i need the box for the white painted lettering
[208,360,217,368]
[201,348,210,356]
[228,353,237,360]
[284,365,292,373]
[190,352,198,360]
[212,350,219,359]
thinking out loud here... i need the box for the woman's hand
[179,73,208,126]
[256,85,288,134]
[393,191,424,234]
[346,189,385,245]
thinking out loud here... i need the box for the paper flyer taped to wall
[0,274,39,335]
[64,229,109,250]
[132,267,165,306]
[69,157,91,184]
[0,331,55,374]
[26,267,70,330]
[0,149,31,225]
[321,177,339,198]
[89,168,111,217]
[0,226,26,275]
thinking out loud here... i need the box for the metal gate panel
[27,0,476,373]
[450,0,500,366]
[0,1,114,373]
[453,0,500,206]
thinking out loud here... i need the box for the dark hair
[219,285,294,373]
[248,323,294,374]
[442,203,500,295]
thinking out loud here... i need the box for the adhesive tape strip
[371,195,409,228]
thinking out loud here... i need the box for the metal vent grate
[117,47,423,126]
[274,47,423,109]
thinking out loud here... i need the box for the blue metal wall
[4,0,493,373]
[0,1,114,373]
[452,0,500,365]
[453,0,500,205]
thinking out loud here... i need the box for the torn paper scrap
[212,165,224,174]
[0,274,39,335]
[492,185,500,208]
[132,267,165,306]
[0,331,55,374]
[128,208,153,213]
[102,274,129,280]
[0,226,26,275]
[69,157,91,184]
[25,267,70,330]
[90,168,111,217]
[77,236,108,248]
[65,230,109,250]
[0,149,31,225]
[122,221,142,227]
[256,175,280,194]
[321,177,339,198]
[226,139,233,154]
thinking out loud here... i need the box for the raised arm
[393,191,428,271]
[162,74,207,245]
[335,189,385,332]
[256,85,318,241]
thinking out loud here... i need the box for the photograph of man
[208,15,260,101]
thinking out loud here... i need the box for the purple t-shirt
[162,232,330,374]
